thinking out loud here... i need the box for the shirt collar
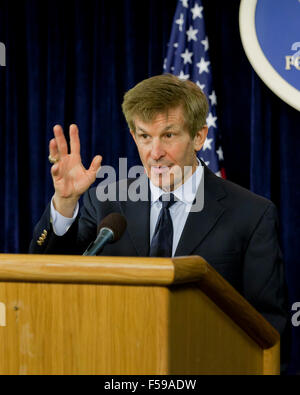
[150,158,203,206]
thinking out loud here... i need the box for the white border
[239,0,300,112]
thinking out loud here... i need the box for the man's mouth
[150,166,171,175]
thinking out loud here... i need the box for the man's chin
[149,174,176,192]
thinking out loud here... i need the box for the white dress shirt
[149,160,203,256]
[51,160,203,256]
[50,199,79,236]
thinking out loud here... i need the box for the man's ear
[130,129,137,144]
[193,125,208,152]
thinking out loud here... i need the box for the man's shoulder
[204,166,276,213]
[221,177,271,205]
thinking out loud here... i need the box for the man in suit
[29,74,287,336]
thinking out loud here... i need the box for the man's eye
[138,134,148,139]
[165,133,173,138]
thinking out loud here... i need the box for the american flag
[164,0,225,178]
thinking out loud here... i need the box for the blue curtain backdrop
[0,0,299,373]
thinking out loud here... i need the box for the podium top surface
[0,254,206,286]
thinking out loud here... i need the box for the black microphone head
[97,213,127,242]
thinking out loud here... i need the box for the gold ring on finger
[48,155,60,164]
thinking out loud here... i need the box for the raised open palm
[50,124,102,216]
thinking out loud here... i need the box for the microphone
[83,213,127,256]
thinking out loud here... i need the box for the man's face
[130,106,208,191]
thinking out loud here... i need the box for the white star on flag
[206,112,217,128]
[201,36,209,51]
[209,90,217,105]
[176,13,184,32]
[191,3,203,20]
[196,81,205,91]
[180,0,189,8]
[178,71,190,80]
[216,146,224,161]
[203,138,213,151]
[200,158,210,166]
[181,48,193,64]
[197,57,210,74]
[186,26,198,42]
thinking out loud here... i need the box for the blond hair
[122,74,208,138]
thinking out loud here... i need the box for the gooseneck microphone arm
[83,227,114,256]
[82,213,127,256]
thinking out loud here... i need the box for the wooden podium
[0,254,280,375]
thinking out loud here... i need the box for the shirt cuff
[50,198,79,236]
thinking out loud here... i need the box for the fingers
[50,162,60,177]
[52,124,80,156]
[88,155,102,175]
[53,125,68,157]
[69,124,81,155]
[49,138,59,160]
[50,124,102,183]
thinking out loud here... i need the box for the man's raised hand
[50,124,102,217]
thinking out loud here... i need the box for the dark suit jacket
[29,164,288,335]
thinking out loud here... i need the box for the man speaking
[29,74,287,335]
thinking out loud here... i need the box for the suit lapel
[175,165,227,256]
[118,166,227,257]
[118,174,150,257]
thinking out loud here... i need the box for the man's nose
[150,138,166,160]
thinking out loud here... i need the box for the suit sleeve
[242,202,288,335]
[29,189,98,255]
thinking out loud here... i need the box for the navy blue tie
[149,194,177,257]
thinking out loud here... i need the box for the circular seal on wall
[239,0,300,111]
